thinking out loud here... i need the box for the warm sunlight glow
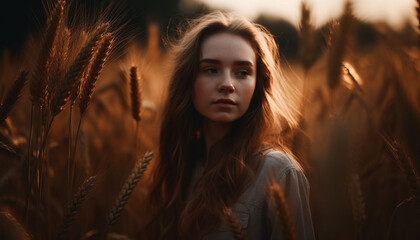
[191,0,417,28]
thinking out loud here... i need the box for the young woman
[149,11,315,240]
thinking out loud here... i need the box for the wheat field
[0,0,419,239]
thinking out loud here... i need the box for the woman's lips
[213,98,236,108]
[213,98,236,105]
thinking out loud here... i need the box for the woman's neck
[202,119,232,154]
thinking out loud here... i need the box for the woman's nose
[218,72,235,93]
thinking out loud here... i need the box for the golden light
[189,0,418,29]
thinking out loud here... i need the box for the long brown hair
[149,11,299,239]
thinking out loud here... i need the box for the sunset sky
[188,0,418,28]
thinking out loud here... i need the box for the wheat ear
[51,23,109,116]
[56,176,96,240]
[383,136,420,197]
[69,23,110,105]
[79,33,113,116]
[30,0,65,107]
[0,71,28,124]
[299,1,316,70]
[130,66,142,121]
[48,27,70,104]
[269,183,297,240]
[107,152,153,226]
[222,207,247,240]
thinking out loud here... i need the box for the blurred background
[1,0,418,58]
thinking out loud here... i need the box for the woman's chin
[206,114,239,124]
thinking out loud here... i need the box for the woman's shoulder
[238,148,308,208]
[258,148,303,175]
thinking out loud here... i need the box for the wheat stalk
[269,183,296,240]
[327,1,353,90]
[348,173,366,238]
[56,176,96,240]
[79,32,113,116]
[107,152,153,226]
[30,0,65,107]
[130,66,142,122]
[67,32,112,197]
[222,207,247,240]
[0,71,28,124]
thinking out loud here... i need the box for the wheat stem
[348,173,366,239]
[67,105,73,201]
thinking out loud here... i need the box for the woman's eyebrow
[199,59,254,66]
[234,61,254,66]
[199,59,220,64]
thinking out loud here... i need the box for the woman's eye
[203,68,218,74]
[236,70,250,78]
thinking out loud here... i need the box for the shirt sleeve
[266,167,316,240]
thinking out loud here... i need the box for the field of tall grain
[0,0,419,239]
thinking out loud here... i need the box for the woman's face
[193,32,257,124]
